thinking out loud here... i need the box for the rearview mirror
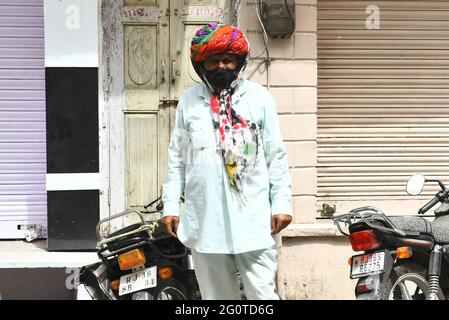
[406,173,426,196]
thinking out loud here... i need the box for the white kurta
[162,80,292,254]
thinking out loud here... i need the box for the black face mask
[205,68,238,91]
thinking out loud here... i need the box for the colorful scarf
[190,24,260,202]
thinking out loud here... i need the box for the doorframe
[99,0,172,218]
[99,0,125,219]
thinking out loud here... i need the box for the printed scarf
[210,90,261,202]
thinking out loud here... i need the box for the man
[162,23,292,300]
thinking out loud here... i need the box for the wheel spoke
[398,282,412,300]
[388,268,429,300]
[414,287,420,296]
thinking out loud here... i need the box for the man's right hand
[162,216,179,238]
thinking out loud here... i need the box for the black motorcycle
[333,173,449,300]
[78,196,201,300]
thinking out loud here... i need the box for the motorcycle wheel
[155,279,188,300]
[382,262,444,300]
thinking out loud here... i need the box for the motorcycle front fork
[428,244,442,300]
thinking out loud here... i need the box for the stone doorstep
[0,240,100,269]
[280,222,344,238]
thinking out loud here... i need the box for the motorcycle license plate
[350,251,385,279]
[119,266,157,296]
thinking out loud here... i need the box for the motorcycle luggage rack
[96,209,188,272]
[97,236,187,266]
[333,206,408,237]
[96,209,157,245]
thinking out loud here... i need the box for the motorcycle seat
[389,216,432,235]
[389,215,449,244]
[431,214,449,244]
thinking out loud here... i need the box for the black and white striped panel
[44,0,99,250]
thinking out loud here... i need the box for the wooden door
[102,0,229,217]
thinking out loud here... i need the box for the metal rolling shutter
[317,0,449,216]
[0,0,46,238]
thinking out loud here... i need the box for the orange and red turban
[190,23,249,63]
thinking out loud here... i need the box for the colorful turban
[190,23,249,63]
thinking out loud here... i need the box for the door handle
[171,59,181,84]
[171,59,176,84]
[160,60,166,84]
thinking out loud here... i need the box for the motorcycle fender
[356,250,395,300]
[79,262,117,300]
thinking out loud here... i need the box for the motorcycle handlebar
[418,196,440,215]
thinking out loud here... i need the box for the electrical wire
[247,0,271,87]
[254,0,270,61]
[246,59,267,80]
[231,0,241,26]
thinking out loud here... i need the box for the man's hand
[163,215,179,238]
[271,214,292,235]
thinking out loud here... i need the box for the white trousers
[191,245,280,300]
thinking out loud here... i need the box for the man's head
[190,23,249,93]
[203,53,239,91]
[204,53,238,72]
